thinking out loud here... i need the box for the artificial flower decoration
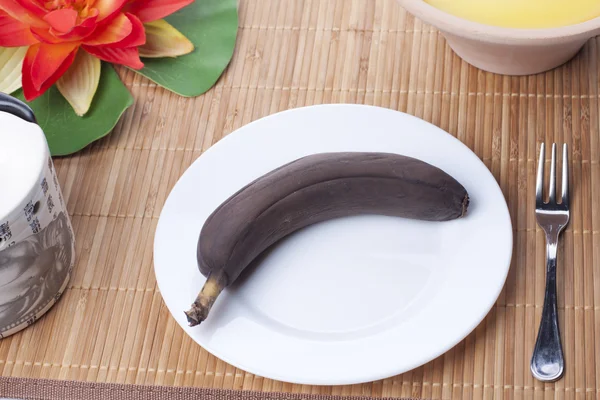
[0,0,238,156]
[0,0,195,115]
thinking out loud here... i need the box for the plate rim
[153,103,514,385]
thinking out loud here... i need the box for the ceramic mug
[0,93,75,339]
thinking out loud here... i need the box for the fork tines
[536,143,569,208]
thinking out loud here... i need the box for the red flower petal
[30,12,97,44]
[22,43,78,101]
[113,13,145,48]
[83,45,143,69]
[43,9,78,33]
[84,12,131,46]
[15,0,46,19]
[30,26,61,43]
[94,0,128,21]
[126,0,193,22]
[54,13,98,41]
[0,10,37,46]
[0,0,45,27]
[30,41,79,90]
[21,43,39,99]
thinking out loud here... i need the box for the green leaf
[133,0,238,97]
[14,63,133,156]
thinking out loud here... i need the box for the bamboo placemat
[2,0,600,399]
[0,377,419,400]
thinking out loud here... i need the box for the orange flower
[0,0,194,111]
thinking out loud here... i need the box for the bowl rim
[397,0,600,44]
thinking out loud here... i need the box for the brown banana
[184,152,469,326]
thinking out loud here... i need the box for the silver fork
[530,143,569,382]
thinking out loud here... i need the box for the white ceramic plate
[154,104,512,386]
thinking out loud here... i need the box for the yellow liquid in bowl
[423,0,600,28]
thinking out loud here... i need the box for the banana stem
[184,270,226,327]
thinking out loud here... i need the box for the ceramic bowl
[396,0,600,75]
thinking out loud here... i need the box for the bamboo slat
[2,1,600,399]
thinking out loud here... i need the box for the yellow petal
[56,50,100,116]
[138,19,194,58]
[0,47,26,94]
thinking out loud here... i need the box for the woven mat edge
[0,377,424,400]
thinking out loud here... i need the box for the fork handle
[531,238,564,382]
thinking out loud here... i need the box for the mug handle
[0,92,36,124]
